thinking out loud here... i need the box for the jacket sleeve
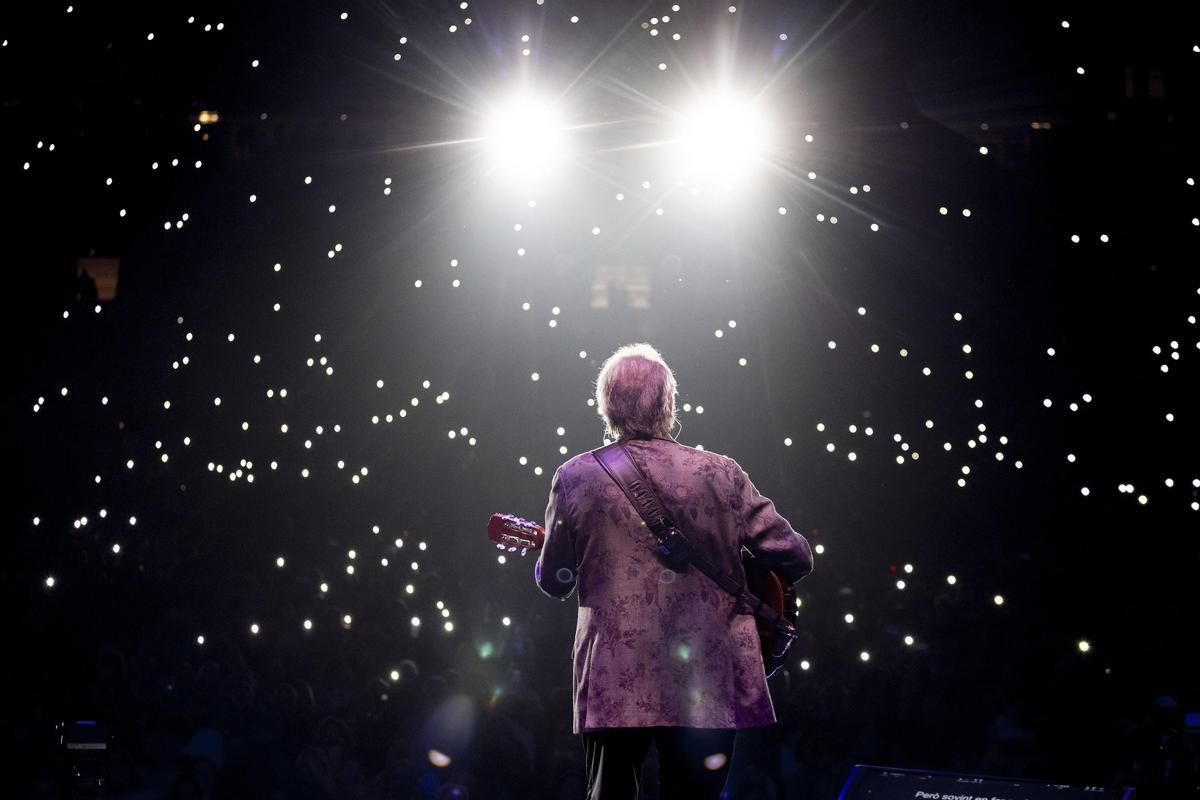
[729,459,814,584]
[535,466,578,599]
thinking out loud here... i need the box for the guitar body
[743,556,798,678]
[488,513,797,676]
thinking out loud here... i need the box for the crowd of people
[12,528,1169,800]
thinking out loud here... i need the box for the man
[535,343,814,800]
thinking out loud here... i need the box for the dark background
[3,1,1198,797]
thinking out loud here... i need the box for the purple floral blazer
[535,436,813,733]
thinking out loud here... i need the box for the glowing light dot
[859,651,870,662]
[1078,640,1090,653]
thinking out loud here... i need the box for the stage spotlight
[481,92,568,181]
[671,92,773,187]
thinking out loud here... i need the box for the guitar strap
[592,441,795,645]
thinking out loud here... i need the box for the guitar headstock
[487,513,546,556]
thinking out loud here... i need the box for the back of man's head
[595,343,678,440]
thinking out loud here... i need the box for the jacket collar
[618,434,678,444]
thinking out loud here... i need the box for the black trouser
[581,726,737,800]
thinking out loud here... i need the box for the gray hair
[595,343,678,440]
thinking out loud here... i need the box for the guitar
[487,512,797,677]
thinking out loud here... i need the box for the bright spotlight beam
[670,93,774,187]
[480,93,568,181]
